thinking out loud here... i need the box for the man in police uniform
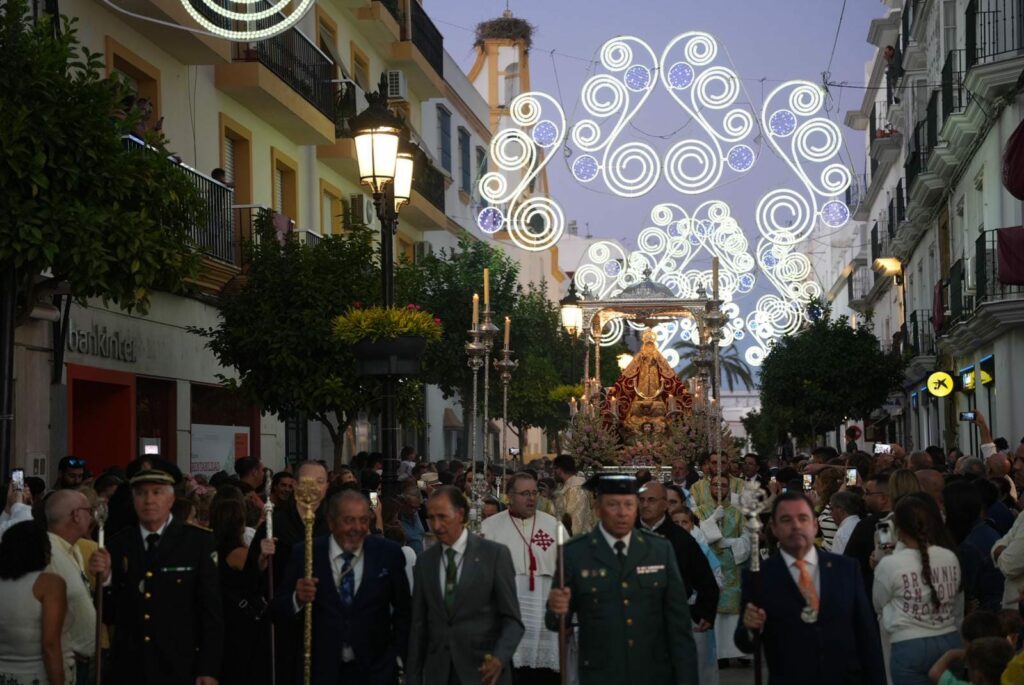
[89,469,223,685]
[546,474,698,685]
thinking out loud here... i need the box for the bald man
[916,470,945,510]
[45,489,97,665]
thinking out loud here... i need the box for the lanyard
[511,515,538,591]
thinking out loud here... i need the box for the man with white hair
[89,469,223,685]
[45,489,97,680]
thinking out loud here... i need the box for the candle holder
[478,307,500,476]
[465,326,487,529]
[494,347,518,500]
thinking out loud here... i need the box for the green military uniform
[546,526,699,685]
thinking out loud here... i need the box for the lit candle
[569,397,578,416]
[472,293,479,327]
[483,268,490,307]
[668,394,677,413]
[557,524,565,546]
[504,316,511,349]
[610,395,618,417]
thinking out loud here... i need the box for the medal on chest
[800,605,818,623]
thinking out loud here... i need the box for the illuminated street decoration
[179,0,315,41]
[478,33,851,364]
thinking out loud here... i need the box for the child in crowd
[963,638,1013,685]
[929,611,1004,685]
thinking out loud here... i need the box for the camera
[873,442,892,455]
[959,411,977,422]
[11,469,24,491]
[369,492,379,509]
[802,474,813,491]
[846,468,858,487]
[876,519,895,550]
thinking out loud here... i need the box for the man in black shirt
[843,472,892,595]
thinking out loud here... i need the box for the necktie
[443,547,458,612]
[144,533,160,564]
[338,551,355,607]
[795,559,819,611]
[614,539,626,565]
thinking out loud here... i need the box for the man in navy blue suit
[735,491,885,685]
[274,489,411,685]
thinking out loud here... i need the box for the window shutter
[273,168,284,213]
[223,137,235,183]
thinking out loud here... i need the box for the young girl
[874,496,964,685]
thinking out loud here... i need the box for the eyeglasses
[511,490,539,498]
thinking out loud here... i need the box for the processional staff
[94,498,108,685]
[295,477,320,685]
[264,497,276,685]
[739,479,768,685]
[556,524,568,685]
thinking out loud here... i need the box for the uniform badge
[801,606,818,623]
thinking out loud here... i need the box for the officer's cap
[129,469,176,488]
[584,473,639,496]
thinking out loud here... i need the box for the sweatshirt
[872,542,963,643]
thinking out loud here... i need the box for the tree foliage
[758,310,906,441]
[194,218,422,464]
[674,340,756,392]
[0,0,203,318]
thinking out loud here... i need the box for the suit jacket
[272,533,410,685]
[734,549,885,685]
[406,533,524,685]
[104,520,223,685]
[545,528,699,685]
[843,512,881,597]
[642,519,720,626]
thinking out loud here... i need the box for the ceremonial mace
[556,525,568,685]
[493,324,517,502]
[94,498,108,685]
[739,479,768,685]
[263,498,276,685]
[465,324,486,528]
[479,302,499,483]
[295,477,319,685]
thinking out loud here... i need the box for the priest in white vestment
[481,472,567,684]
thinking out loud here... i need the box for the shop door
[67,365,136,474]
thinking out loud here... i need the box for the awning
[443,408,463,429]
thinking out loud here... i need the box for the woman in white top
[0,521,68,685]
[873,495,963,685]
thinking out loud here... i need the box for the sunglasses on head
[65,458,86,468]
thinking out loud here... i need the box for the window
[458,127,471,194]
[351,43,370,91]
[437,106,452,172]
[271,148,298,221]
[397,236,414,263]
[316,8,341,79]
[320,180,343,234]
[476,146,488,205]
[105,37,161,125]
[219,114,252,203]
[503,62,520,107]
[943,0,957,53]
[285,413,308,465]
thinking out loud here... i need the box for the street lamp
[351,73,412,505]
[559,277,583,337]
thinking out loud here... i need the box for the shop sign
[66,320,136,362]
[927,371,954,397]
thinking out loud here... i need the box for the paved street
[721,666,759,684]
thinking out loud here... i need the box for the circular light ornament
[181,0,315,41]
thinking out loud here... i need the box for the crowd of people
[0,409,1023,685]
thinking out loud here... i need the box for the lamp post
[559,276,584,383]
[351,73,413,503]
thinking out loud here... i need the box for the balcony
[965,0,1024,101]
[870,100,902,169]
[845,172,868,219]
[975,228,1024,306]
[390,0,445,98]
[908,309,936,356]
[216,20,336,145]
[403,147,449,230]
[905,91,944,210]
[111,0,231,64]
[123,136,239,292]
[848,260,874,312]
[901,0,928,71]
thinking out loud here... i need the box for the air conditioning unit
[348,194,376,227]
[414,240,433,263]
[386,70,408,100]
[963,257,976,294]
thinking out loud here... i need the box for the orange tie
[795,559,819,611]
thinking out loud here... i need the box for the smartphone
[144,444,160,455]
[11,469,24,491]
[873,442,892,455]
[416,479,425,490]
[846,468,858,487]
[769,475,777,486]
[369,492,379,508]
[802,474,813,491]
[876,520,894,548]
[959,411,977,421]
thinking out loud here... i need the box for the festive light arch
[476,32,851,367]
[178,0,315,41]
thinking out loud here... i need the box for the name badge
[159,566,194,573]
[636,565,665,575]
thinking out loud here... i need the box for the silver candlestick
[478,307,499,479]
[494,347,518,501]
[465,326,487,528]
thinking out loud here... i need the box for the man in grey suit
[407,486,524,685]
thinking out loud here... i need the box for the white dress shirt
[830,514,861,555]
[598,523,632,556]
[138,515,173,545]
[292,536,363,614]
[780,546,820,595]
[438,527,469,596]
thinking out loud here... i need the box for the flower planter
[352,335,427,377]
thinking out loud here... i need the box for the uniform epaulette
[185,521,212,532]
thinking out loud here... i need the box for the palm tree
[673,340,755,392]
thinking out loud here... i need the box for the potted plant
[334,303,442,376]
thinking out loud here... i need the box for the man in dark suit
[407,486,524,685]
[637,481,719,629]
[274,489,410,685]
[843,472,892,595]
[735,491,885,685]
[88,469,223,685]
